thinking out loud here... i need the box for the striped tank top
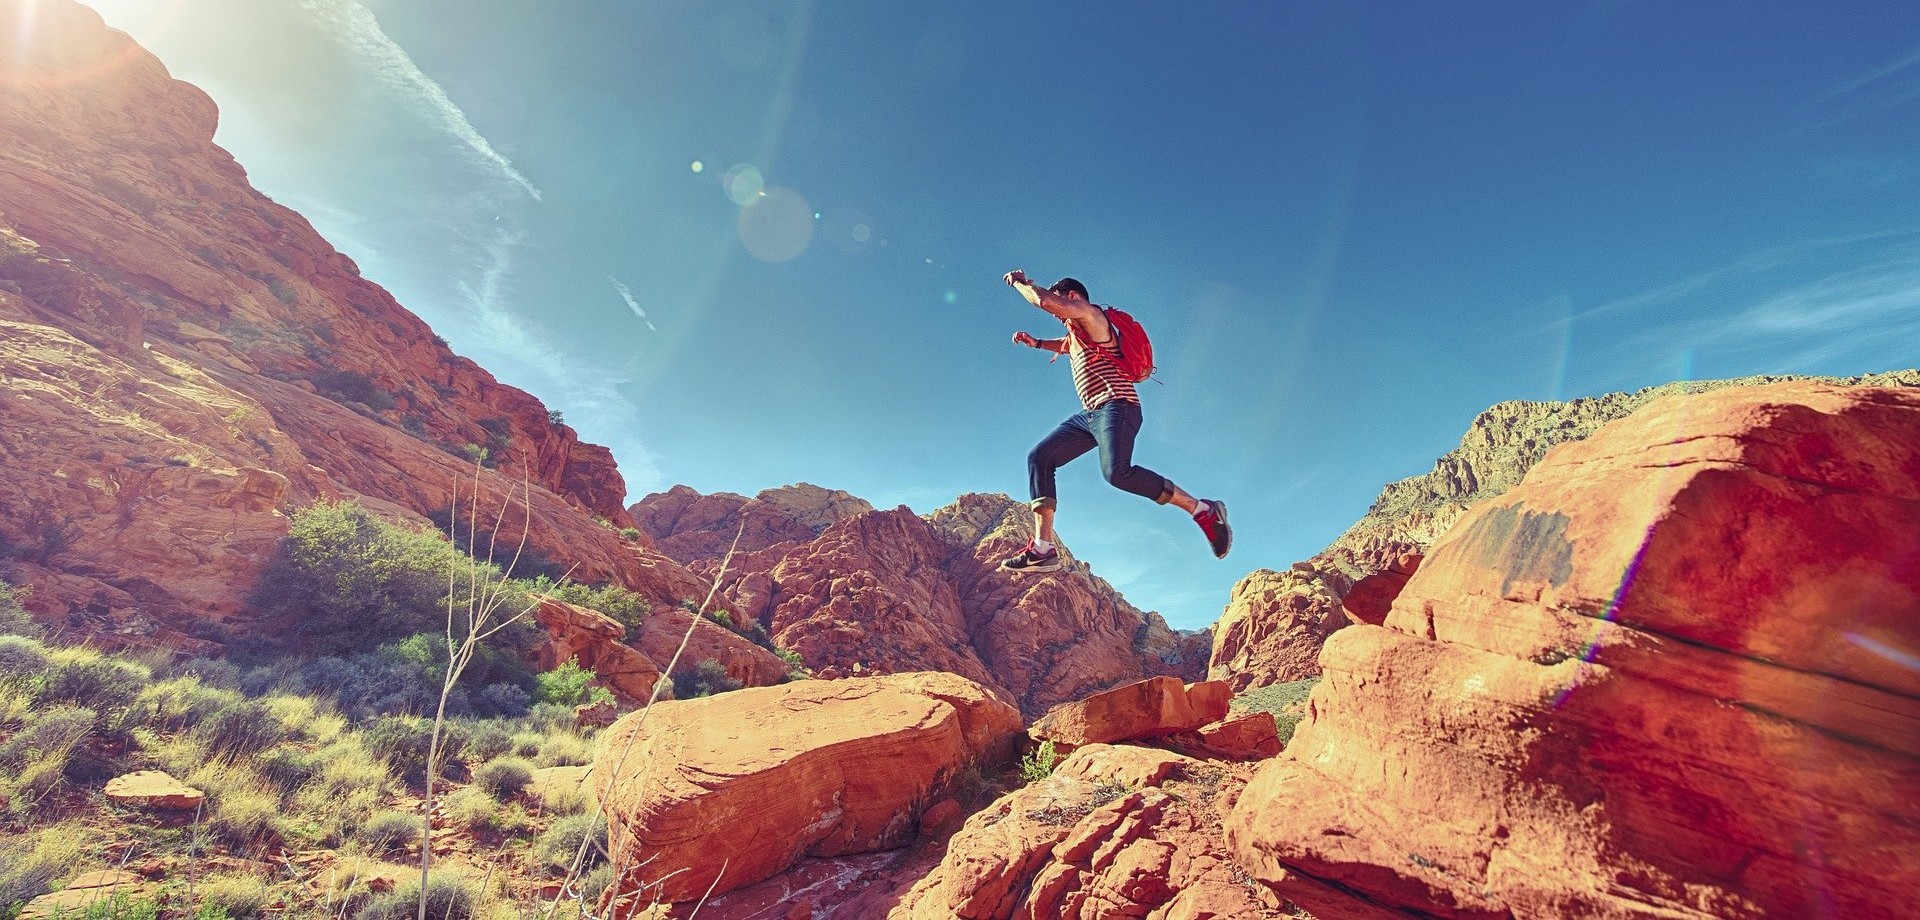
[1067,318,1140,411]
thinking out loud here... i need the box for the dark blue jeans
[1028,400,1170,510]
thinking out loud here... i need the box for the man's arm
[1013,330,1068,354]
[1004,270,1102,324]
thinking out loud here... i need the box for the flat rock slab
[1029,676,1232,747]
[104,770,203,810]
[18,871,147,920]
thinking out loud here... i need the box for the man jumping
[998,269,1231,573]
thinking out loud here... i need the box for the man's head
[1050,277,1089,302]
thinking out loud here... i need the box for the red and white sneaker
[998,541,1062,573]
[1194,500,1232,559]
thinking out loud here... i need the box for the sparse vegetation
[0,580,36,637]
[310,369,395,412]
[670,659,741,700]
[1233,677,1319,747]
[1019,739,1060,783]
[471,756,535,799]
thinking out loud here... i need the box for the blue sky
[86,0,1920,630]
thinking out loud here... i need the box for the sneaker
[1194,500,1232,558]
[999,541,1062,573]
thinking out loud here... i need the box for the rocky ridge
[0,0,724,646]
[1209,368,1920,690]
[630,487,1210,717]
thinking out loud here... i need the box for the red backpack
[1063,307,1155,382]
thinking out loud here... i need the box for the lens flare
[3,0,193,90]
[1549,524,1657,708]
[737,186,812,262]
[721,163,764,205]
[690,160,704,173]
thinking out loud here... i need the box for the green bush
[363,715,466,784]
[439,786,499,830]
[671,659,741,700]
[535,733,593,768]
[532,814,607,875]
[39,650,148,712]
[0,705,95,769]
[464,722,514,761]
[354,809,420,854]
[193,700,290,757]
[249,501,517,655]
[533,659,612,708]
[471,757,534,799]
[196,873,271,919]
[353,873,480,920]
[129,676,238,732]
[1019,740,1060,783]
[0,634,50,686]
[0,580,35,636]
[0,826,81,916]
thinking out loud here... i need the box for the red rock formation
[627,604,789,692]
[530,596,663,703]
[1340,550,1420,626]
[636,488,1208,718]
[1206,564,1350,691]
[1028,677,1232,749]
[1227,381,1920,918]
[1155,711,1281,762]
[891,744,1288,919]
[0,0,706,645]
[1210,370,1920,692]
[592,672,1023,907]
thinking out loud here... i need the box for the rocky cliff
[0,0,718,645]
[1226,381,1920,917]
[1210,369,1920,690]
[632,486,1211,716]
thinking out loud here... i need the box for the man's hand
[1004,269,1030,288]
[1013,331,1039,348]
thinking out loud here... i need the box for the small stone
[104,770,203,810]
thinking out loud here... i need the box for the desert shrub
[0,634,50,685]
[294,742,385,845]
[0,705,95,768]
[194,699,290,757]
[1019,740,1060,783]
[509,730,543,759]
[364,715,466,784]
[189,763,282,850]
[250,501,512,656]
[533,659,612,708]
[439,786,498,830]
[353,872,481,920]
[262,693,345,743]
[197,873,271,919]
[576,864,616,904]
[39,648,149,712]
[534,732,593,768]
[471,757,534,799]
[167,656,243,690]
[473,682,531,719]
[0,825,82,915]
[257,746,322,796]
[533,771,589,817]
[0,579,35,636]
[464,722,514,761]
[1233,678,1319,747]
[311,370,394,412]
[354,809,420,854]
[776,647,808,679]
[129,675,238,732]
[671,659,741,700]
[532,814,607,875]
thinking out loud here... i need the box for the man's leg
[1091,402,1233,558]
[1004,414,1096,573]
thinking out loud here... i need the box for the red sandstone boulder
[891,744,1286,919]
[1030,677,1233,748]
[531,596,663,702]
[591,672,1022,906]
[1227,382,1920,919]
[1157,711,1281,762]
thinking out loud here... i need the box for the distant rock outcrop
[0,0,709,645]
[632,488,1209,717]
[1226,381,1920,918]
[1210,369,1920,690]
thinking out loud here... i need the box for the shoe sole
[1210,501,1232,559]
[999,559,1062,574]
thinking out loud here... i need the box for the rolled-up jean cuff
[1153,485,1173,505]
[1029,496,1057,511]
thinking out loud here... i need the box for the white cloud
[608,276,657,331]
[289,0,541,200]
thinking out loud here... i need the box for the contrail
[609,277,657,331]
[288,0,541,200]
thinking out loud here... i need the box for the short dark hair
[1050,277,1089,300]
